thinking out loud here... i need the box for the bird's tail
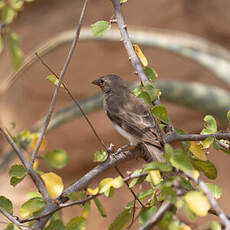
[143,143,165,162]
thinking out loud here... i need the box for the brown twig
[30,0,89,166]
[139,202,173,230]
[166,132,230,143]
[35,52,108,151]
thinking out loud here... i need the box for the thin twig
[139,202,173,230]
[35,52,108,151]
[166,132,230,143]
[0,207,28,230]
[114,166,145,208]
[0,128,50,201]
[185,172,230,230]
[30,0,89,166]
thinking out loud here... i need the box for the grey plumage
[92,74,165,162]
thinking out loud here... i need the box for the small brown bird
[92,74,165,162]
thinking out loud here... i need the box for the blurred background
[0,0,230,229]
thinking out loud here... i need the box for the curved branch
[1,27,230,95]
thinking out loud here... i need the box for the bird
[92,74,165,162]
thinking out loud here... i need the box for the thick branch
[111,0,147,82]
[166,132,230,143]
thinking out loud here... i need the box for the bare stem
[35,52,108,151]
[30,0,89,166]
[111,0,147,82]
[0,128,50,201]
[166,132,230,143]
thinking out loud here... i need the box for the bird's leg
[117,143,131,154]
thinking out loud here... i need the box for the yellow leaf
[46,75,65,88]
[184,191,210,216]
[180,225,192,230]
[26,157,38,170]
[41,172,63,199]
[87,187,99,195]
[149,170,162,186]
[192,170,200,180]
[189,142,207,161]
[133,44,148,67]
[32,136,46,152]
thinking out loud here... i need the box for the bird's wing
[106,93,163,148]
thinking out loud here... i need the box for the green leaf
[202,136,214,149]
[148,170,162,185]
[144,67,158,82]
[82,201,90,219]
[5,223,19,230]
[227,110,230,127]
[152,105,169,124]
[210,221,221,230]
[112,176,124,188]
[25,191,42,199]
[93,197,107,217]
[9,0,24,10]
[1,5,16,24]
[68,191,86,204]
[45,220,65,230]
[99,176,123,197]
[205,183,222,199]
[44,149,69,169]
[46,75,66,88]
[139,206,157,225]
[184,191,210,216]
[129,169,146,188]
[109,209,133,230]
[0,2,6,8]
[190,158,217,179]
[201,115,217,134]
[180,177,193,191]
[91,20,111,37]
[170,150,193,172]
[9,164,27,178]
[10,176,25,186]
[66,216,87,230]
[144,162,172,172]
[183,202,196,220]
[7,31,23,69]
[164,144,174,161]
[20,197,46,218]
[158,211,174,230]
[168,220,180,230]
[0,196,13,215]
[0,35,3,53]
[94,150,108,162]
[159,187,176,203]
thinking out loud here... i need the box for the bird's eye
[100,79,105,85]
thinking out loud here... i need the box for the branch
[31,144,145,229]
[185,172,230,230]
[111,0,147,82]
[35,52,108,151]
[30,0,89,166]
[139,202,173,230]
[0,128,50,202]
[0,207,28,230]
[166,132,230,143]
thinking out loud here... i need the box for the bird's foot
[117,144,131,154]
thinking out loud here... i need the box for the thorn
[110,19,117,23]
[123,24,127,29]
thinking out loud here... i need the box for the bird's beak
[91,79,100,86]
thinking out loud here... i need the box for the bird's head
[92,74,128,93]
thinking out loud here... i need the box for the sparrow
[92,74,165,162]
